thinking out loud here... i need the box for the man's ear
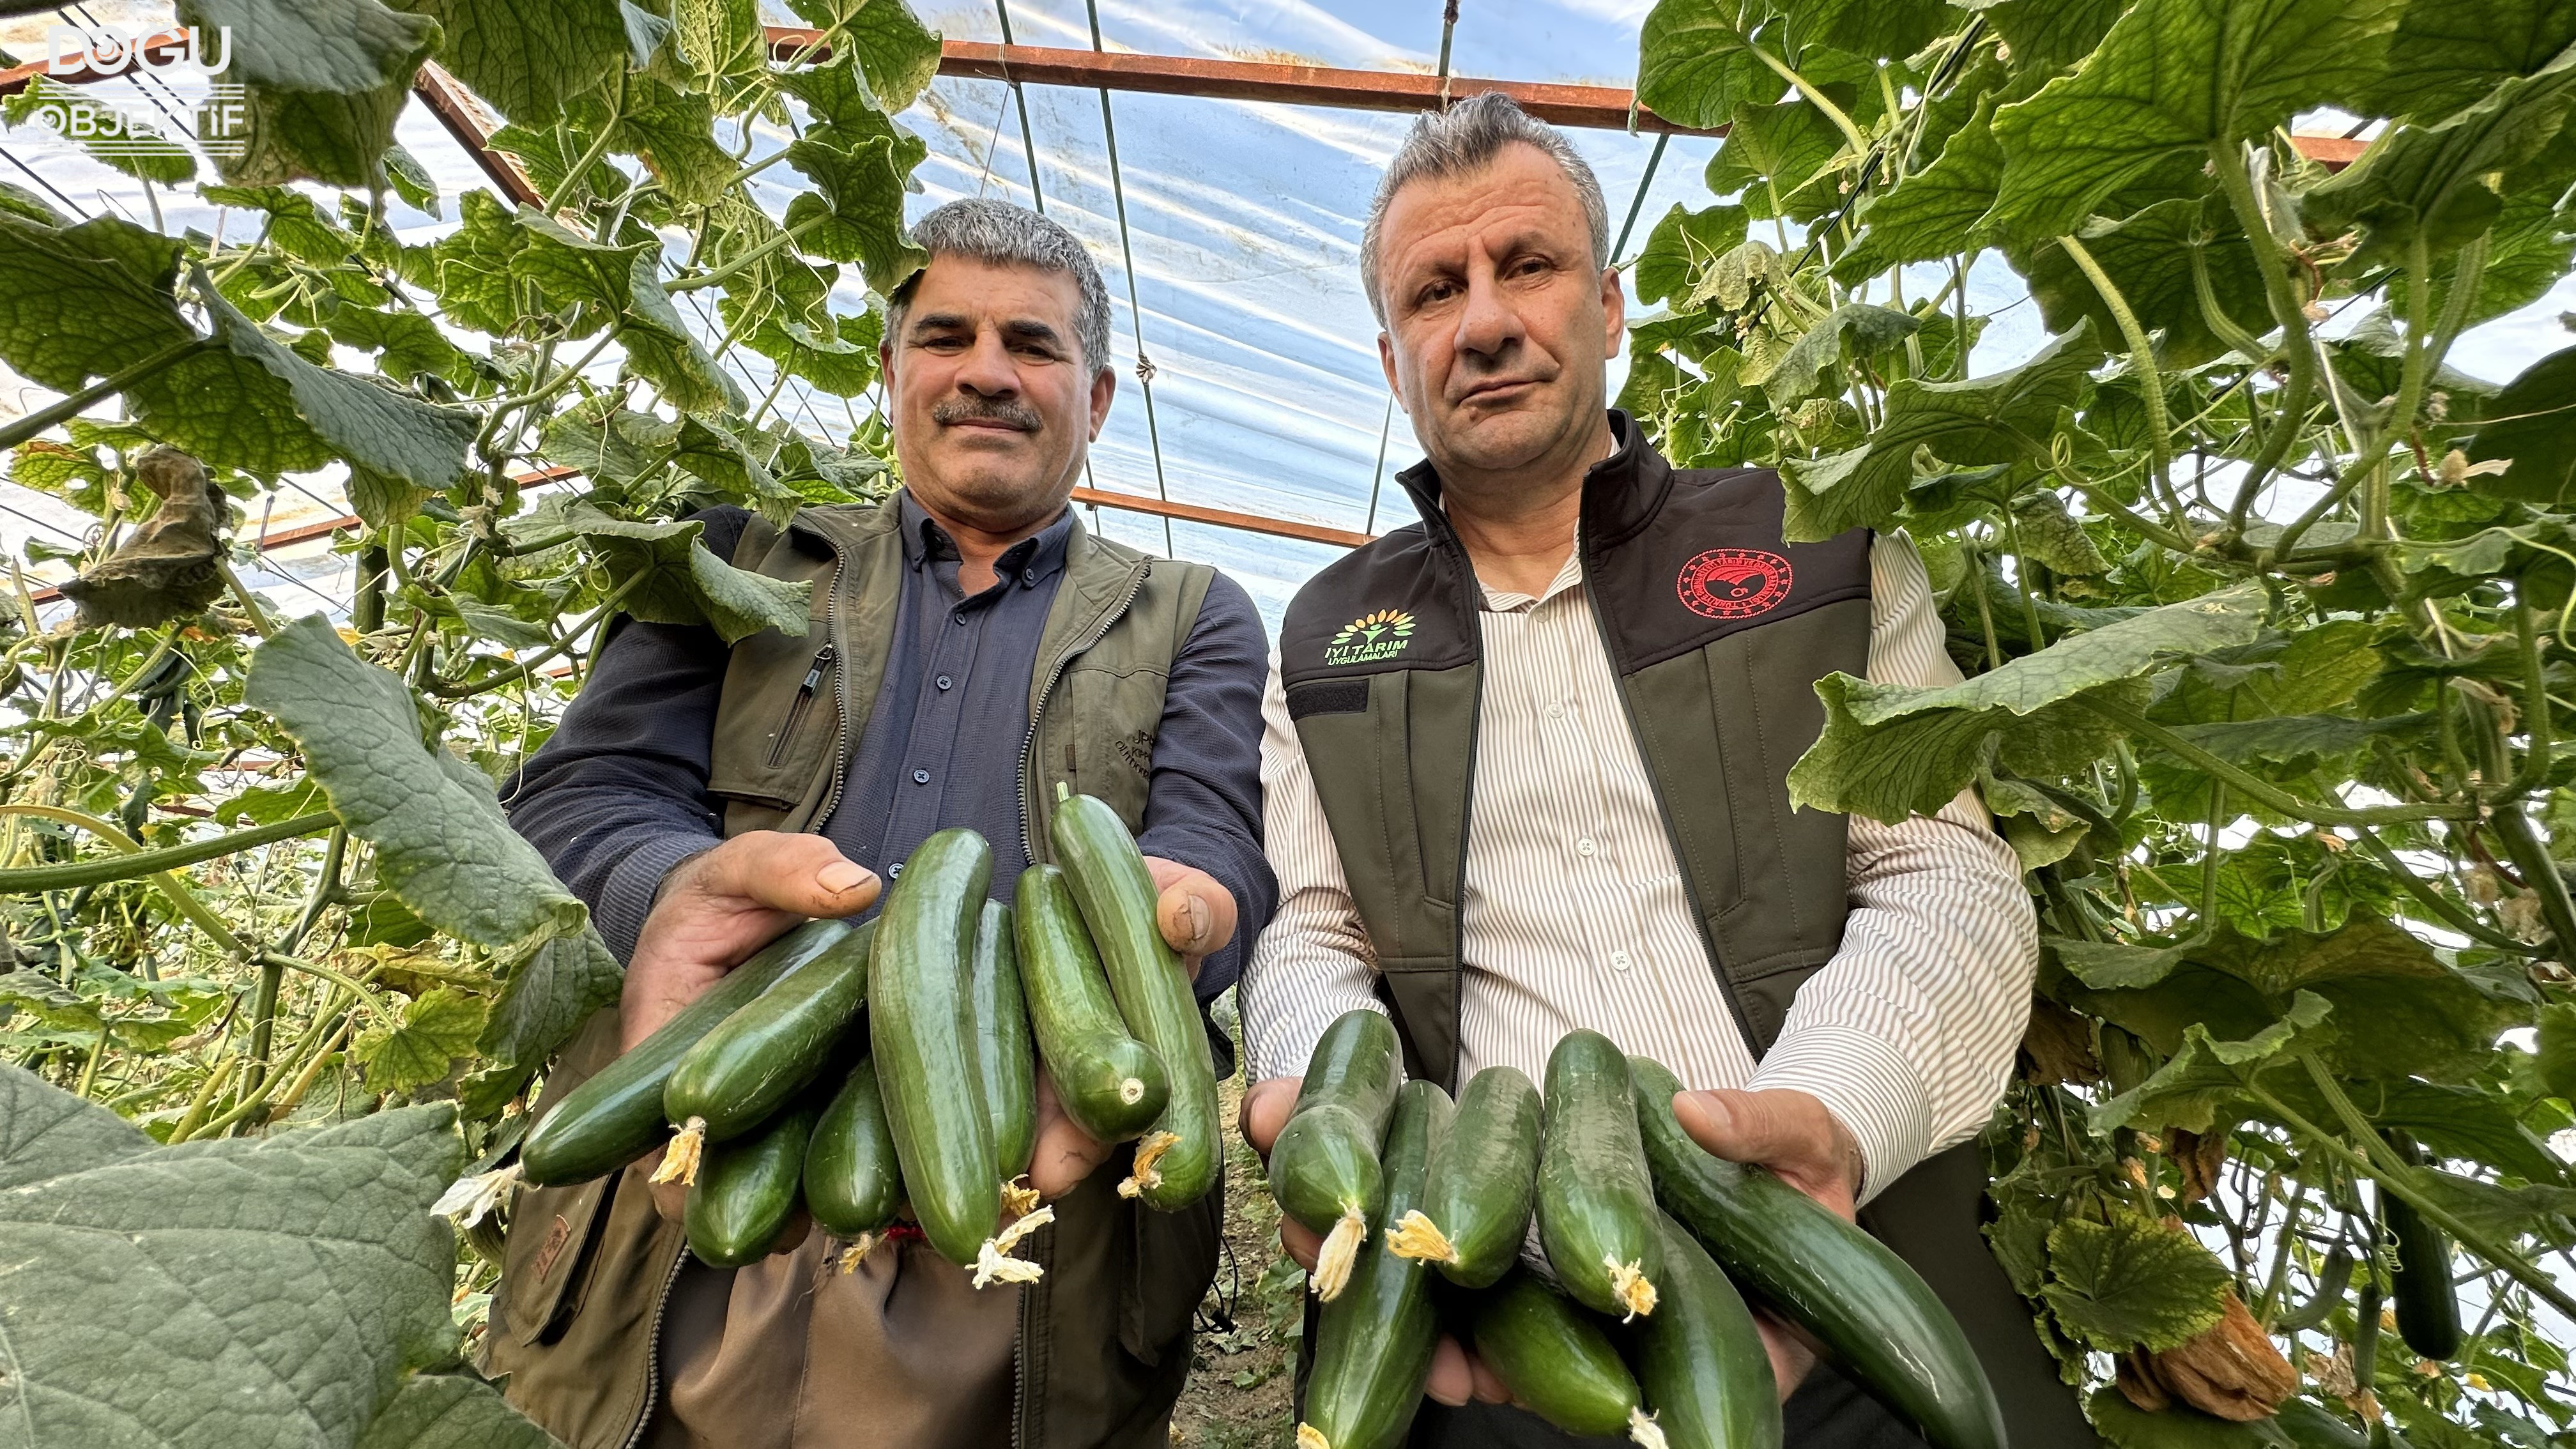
[1378,332,1408,415]
[1089,364,1117,440]
[1598,266,1625,360]
[878,340,895,385]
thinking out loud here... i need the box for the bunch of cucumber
[513,794,1223,1283]
[1290,1029,2007,1449]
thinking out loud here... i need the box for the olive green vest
[1280,416,1872,1086]
[705,495,1213,858]
[489,493,1223,1449]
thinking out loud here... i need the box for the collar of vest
[780,491,1136,576]
[1284,411,1871,687]
[1390,409,1675,554]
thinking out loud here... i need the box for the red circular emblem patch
[1676,548,1793,619]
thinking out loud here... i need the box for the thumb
[1673,1087,1790,1166]
[1240,1075,1302,1156]
[695,831,879,917]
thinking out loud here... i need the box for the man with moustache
[486,198,1275,1449]
[1239,95,2093,1446]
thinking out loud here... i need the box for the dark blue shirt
[838,494,1075,892]
[504,493,1276,1019]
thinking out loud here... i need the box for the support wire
[1611,132,1669,264]
[1363,393,1397,535]
[1083,0,1175,556]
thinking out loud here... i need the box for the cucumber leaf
[243,615,589,949]
[0,1064,555,1449]
[2043,1215,2232,1353]
[1988,0,2407,244]
[1788,580,2267,824]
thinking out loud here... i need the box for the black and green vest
[1280,414,2098,1445]
[1280,412,1871,1086]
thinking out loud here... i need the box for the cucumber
[1632,1209,1779,1449]
[660,917,878,1179]
[1465,1268,1646,1440]
[685,1100,818,1269]
[1013,864,1170,1142]
[804,1055,901,1236]
[1050,790,1220,1209]
[2384,1132,2462,1361]
[1388,1064,1540,1289]
[1298,1078,1453,1449]
[1629,1055,2004,1449]
[520,919,849,1186]
[973,900,1039,1183]
[1538,1031,1662,1321]
[869,829,1003,1270]
[1268,1008,1404,1300]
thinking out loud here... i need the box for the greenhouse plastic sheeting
[3,0,2573,629]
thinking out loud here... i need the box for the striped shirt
[1239,530,2037,1202]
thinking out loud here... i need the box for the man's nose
[955,330,1020,395]
[1453,267,1525,362]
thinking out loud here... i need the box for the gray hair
[1360,93,1611,326]
[887,197,1114,376]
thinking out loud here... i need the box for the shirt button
[953,615,967,627]
[1545,702,1565,719]
[912,768,931,785]
[936,675,953,691]
[888,861,903,880]
[1575,838,1597,857]
[1610,951,1630,972]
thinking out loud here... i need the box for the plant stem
[0,337,220,454]
[666,212,829,293]
[540,71,627,215]
[0,809,338,894]
[424,571,648,698]
[165,1053,241,1143]
[215,559,275,638]
[1748,44,1871,153]
[2057,233,2181,525]
[2342,825,2542,953]
[259,949,394,1029]
[2079,698,2474,824]
[2258,1063,2576,1322]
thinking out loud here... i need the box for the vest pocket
[709,620,839,811]
[500,1170,618,1347]
[763,645,836,769]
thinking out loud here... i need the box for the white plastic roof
[4,0,2574,632]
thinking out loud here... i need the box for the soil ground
[1167,1066,1303,1447]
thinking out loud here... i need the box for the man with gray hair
[486,195,1275,1448]
[1242,94,2093,1445]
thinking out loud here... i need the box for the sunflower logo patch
[1324,608,1416,666]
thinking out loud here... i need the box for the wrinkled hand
[621,831,878,1054]
[1242,1073,1509,1409]
[1142,855,1233,981]
[1673,1086,1863,1400]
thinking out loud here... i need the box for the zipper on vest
[617,1239,693,1449]
[1579,581,1767,1055]
[808,558,854,832]
[765,644,836,768]
[1016,563,1151,865]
